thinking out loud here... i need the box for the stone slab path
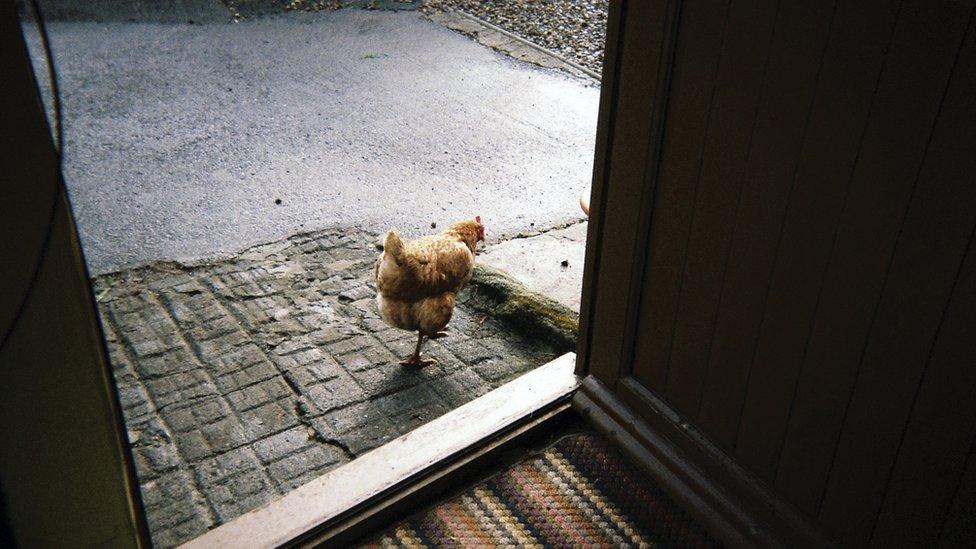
[94,228,561,547]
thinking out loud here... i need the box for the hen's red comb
[476,216,482,224]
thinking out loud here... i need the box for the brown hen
[375,217,485,366]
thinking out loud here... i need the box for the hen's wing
[377,235,474,301]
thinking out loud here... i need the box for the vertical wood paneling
[679,0,838,458]
[630,0,731,393]
[720,0,964,528]
[939,439,976,547]
[649,0,779,417]
[869,229,976,546]
[817,9,976,545]
[768,0,900,514]
[590,0,976,543]
[692,3,836,448]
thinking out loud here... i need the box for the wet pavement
[22,5,598,275]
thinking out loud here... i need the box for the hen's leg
[429,327,449,340]
[400,332,437,367]
[400,333,424,366]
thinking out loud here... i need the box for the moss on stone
[467,263,578,352]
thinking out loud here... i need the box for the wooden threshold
[181,352,579,549]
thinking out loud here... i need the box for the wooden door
[577,0,976,545]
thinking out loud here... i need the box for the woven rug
[361,433,718,548]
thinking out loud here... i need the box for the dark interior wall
[0,481,14,548]
[0,3,147,546]
[585,0,976,545]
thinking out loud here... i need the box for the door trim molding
[574,375,837,548]
[578,0,685,386]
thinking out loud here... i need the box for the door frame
[575,0,837,545]
[3,0,828,545]
[0,2,151,545]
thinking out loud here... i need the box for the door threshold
[181,352,579,548]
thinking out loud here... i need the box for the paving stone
[133,442,182,481]
[421,342,469,373]
[371,384,453,435]
[116,377,153,420]
[429,367,494,408]
[128,336,181,359]
[160,398,251,461]
[162,398,229,432]
[96,227,561,544]
[195,331,251,362]
[197,416,251,454]
[326,325,370,341]
[337,284,374,303]
[145,371,220,409]
[150,515,212,549]
[313,402,399,455]
[335,344,397,374]
[110,294,150,314]
[275,345,334,369]
[214,357,279,394]
[350,297,380,317]
[127,417,180,480]
[170,431,212,463]
[252,426,313,463]
[228,295,291,328]
[380,335,423,359]
[471,356,534,383]
[325,334,373,355]
[239,399,301,440]
[146,273,196,292]
[203,469,278,523]
[272,352,345,391]
[267,445,347,491]
[348,360,429,397]
[132,348,198,379]
[226,377,294,413]
[194,447,262,485]
[140,469,213,548]
[172,280,207,294]
[444,337,498,364]
[187,315,239,341]
[193,448,277,522]
[304,373,366,412]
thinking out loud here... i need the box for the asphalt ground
[20,4,598,275]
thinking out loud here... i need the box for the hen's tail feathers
[384,230,406,265]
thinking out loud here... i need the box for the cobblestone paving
[93,228,560,547]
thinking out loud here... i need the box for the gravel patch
[218,0,608,75]
[423,0,608,74]
[221,0,421,20]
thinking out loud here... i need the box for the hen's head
[475,216,485,241]
[448,216,486,250]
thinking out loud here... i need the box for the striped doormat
[362,433,718,547]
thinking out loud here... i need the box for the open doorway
[17,0,605,545]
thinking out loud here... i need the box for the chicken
[375,216,485,366]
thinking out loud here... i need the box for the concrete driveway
[22,2,599,275]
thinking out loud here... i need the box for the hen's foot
[399,355,438,367]
[428,330,449,340]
